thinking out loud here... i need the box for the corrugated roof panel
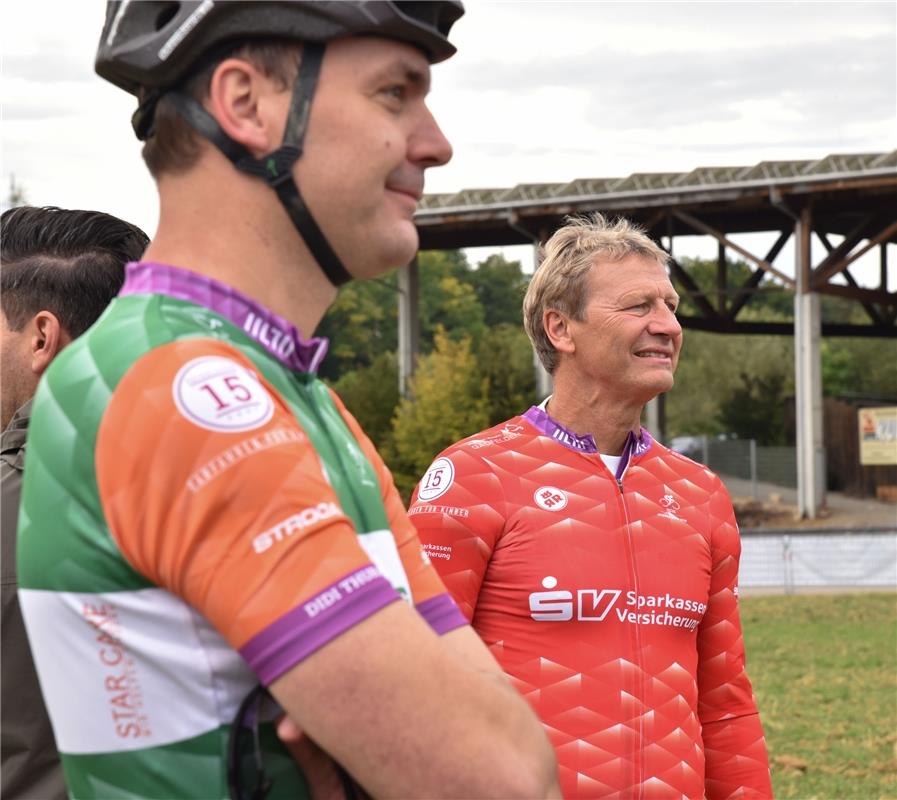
[555,178,620,196]
[417,193,456,210]
[806,153,882,174]
[417,150,896,210]
[869,151,897,169]
[673,166,749,186]
[451,188,506,205]
[738,160,816,181]
[613,173,682,191]
[498,183,566,201]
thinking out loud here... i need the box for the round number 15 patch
[173,356,274,433]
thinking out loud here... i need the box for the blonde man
[410,214,772,799]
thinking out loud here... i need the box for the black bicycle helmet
[95,1,464,286]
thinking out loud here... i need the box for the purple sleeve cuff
[240,565,400,685]
[416,592,468,636]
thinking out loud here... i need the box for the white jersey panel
[19,587,255,754]
[358,528,412,601]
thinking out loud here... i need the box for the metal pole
[397,257,420,398]
[750,439,757,500]
[701,435,709,466]
[783,534,794,595]
[793,207,825,518]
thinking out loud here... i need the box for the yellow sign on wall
[858,406,897,466]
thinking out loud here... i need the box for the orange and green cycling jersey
[18,262,465,800]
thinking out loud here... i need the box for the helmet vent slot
[155,3,180,32]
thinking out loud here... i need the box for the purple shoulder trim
[416,593,467,636]
[523,406,599,453]
[120,262,329,374]
[240,565,399,685]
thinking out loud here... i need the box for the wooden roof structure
[414,150,897,337]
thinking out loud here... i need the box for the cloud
[2,78,109,121]
[3,51,95,84]
[454,34,895,132]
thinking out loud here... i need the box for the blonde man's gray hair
[523,213,670,374]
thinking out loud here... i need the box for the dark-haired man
[17,4,558,799]
[1,205,148,800]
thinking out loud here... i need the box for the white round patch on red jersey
[418,457,455,501]
[534,486,568,511]
[173,356,274,433]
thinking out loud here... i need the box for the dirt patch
[733,499,799,528]
[731,497,891,529]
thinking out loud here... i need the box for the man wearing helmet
[17,3,560,799]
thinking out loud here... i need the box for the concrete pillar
[398,257,419,398]
[645,394,666,443]
[531,240,554,400]
[793,208,825,518]
[535,354,553,400]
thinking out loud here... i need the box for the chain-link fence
[674,436,798,496]
[739,529,896,590]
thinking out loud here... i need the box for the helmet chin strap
[164,43,353,287]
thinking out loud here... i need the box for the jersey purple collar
[120,262,329,374]
[522,405,654,478]
[524,405,599,453]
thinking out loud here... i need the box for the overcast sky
[2,1,895,279]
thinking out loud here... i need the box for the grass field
[740,593,897,799]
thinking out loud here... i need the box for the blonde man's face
[565,255,682,404]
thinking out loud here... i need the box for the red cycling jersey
[409,406,771,799]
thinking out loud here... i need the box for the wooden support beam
[810,213,892,285]
[668,257,719,319]
[797,206,812,292]
[640,209,666,234]
[727,230,792,320]
[814,281,897,307]
[717,241,727,314]
[816,231,835,253]
[882,244,889,291]
[817,230,884,324]
[841,268,885,325]
[672,209,796,287]
[726,269,765,320]
[679,314,895,338]
[725,231,792,319]
[828,220,897,278]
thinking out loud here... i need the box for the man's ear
[207,57,286,156]
[544,309,575,357]
[30,311,69,377]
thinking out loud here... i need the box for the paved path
[719,474,897,529]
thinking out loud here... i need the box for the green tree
[388,330,490,498]
[821,336,897,398]
[330,351,399,452]
[666,316,794,439]
[316,272,399,381]
[418,250,484,349]
[477,323,536,425]
[717,371,788,444]
[468,253,528,329]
